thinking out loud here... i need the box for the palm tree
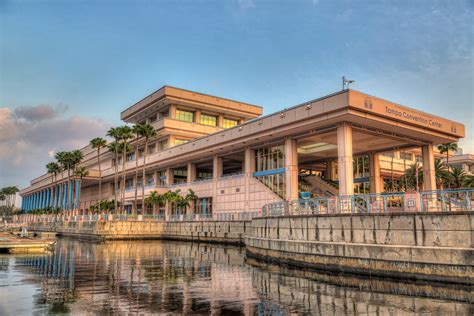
[144,191,165,215]
[107,127,121,212]
[74,166,88,210]
[132,124,143,214]
[401,159,449,191]
[46,162,61,209]
[55,151,72,209]
[449,167,467,189]
[69,150,84,210]
[118,126,133,213]
[90,137,107,208]
[140,124,157,212]
[437,142,458,189]
[463,175,474,188]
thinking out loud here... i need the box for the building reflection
[13,239,473,315]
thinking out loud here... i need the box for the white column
[244,147,255,212]
[369,153,382,194]
[285,138,299,201]
[213,156,223,179]
[337,122,354,195]
[187,163,196,183]
[422,145,436,191]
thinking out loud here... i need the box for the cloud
[0,104,109,189]
[13,103,68,122]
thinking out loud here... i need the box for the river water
[0,239,472,315]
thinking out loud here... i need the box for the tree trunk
[142,138,148,214]
[114,148,118,213]
[447,152,451,190]
[121,142,127,214]
[97,147,102,210]
[134,136,139,215]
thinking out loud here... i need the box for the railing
[261,189,474,217]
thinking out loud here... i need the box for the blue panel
[354,176,370,184]
[63,183,67,210]
[69,180,73,211]
[252,168,286,177]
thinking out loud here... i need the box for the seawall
[28,212,474,284]
[245,212,473,285]
[29,220,249,244]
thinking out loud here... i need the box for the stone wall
[245,212,473,285]
[162,220,250,245]
[29,220,249,244]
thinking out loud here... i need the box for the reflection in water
[0,239,471,315]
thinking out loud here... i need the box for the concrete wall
[246,212,473,285]
[29,220,249,244]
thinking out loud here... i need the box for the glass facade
[223,118,238,128]
[174,139,189,146]
[254,144,286,199]
[200,114,217,126]
[400,152,413,161]
[175,109,194,122]
[256,144,285,171]
[195,197,212,215]
[159,139,168,150]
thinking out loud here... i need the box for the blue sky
[0,0,473,189]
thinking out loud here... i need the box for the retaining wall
[245,212,474,284]
[29,220,249,244]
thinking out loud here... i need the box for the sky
[0,0,473,190]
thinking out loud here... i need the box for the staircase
[302,176,339,197]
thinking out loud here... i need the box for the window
[160,109,169,118]
[400,152,413,161]
[148,143,156,154]
[174,139,189,146]
[148,114,157,123]
[146,174,154,186]
[383,152,395,158]
[158,171,166,186]
[159,139,168,150]
[126,152,135,162]
[200,114,217,126]
[416,155,423,163]
[255,144,285,171]
[138,148,145,158]
[223,118,238,128]
[175,109,194,122]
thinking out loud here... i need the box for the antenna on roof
[342,76,355,90]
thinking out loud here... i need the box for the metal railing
[261,189,474,217]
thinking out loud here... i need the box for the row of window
[175,109,239,128]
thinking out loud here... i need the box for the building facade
[19,86,466,217]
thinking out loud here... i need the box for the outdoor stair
[303,176,339,197]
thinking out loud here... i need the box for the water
[0,239,472,315]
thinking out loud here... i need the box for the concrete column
[369,154,382,194]
[422,145,436,191]
[325,161,337,181]
[187,163,196,183]
[285,138,299,201]
[75,180,80,210]
[217,115,224,128]
[213,156,223,179]
[57,185,62,210]
[194,111,201,124]
[169,104,177,119]
[165,168,173,185]
[337,122,354,195]
[244,147,256,212]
